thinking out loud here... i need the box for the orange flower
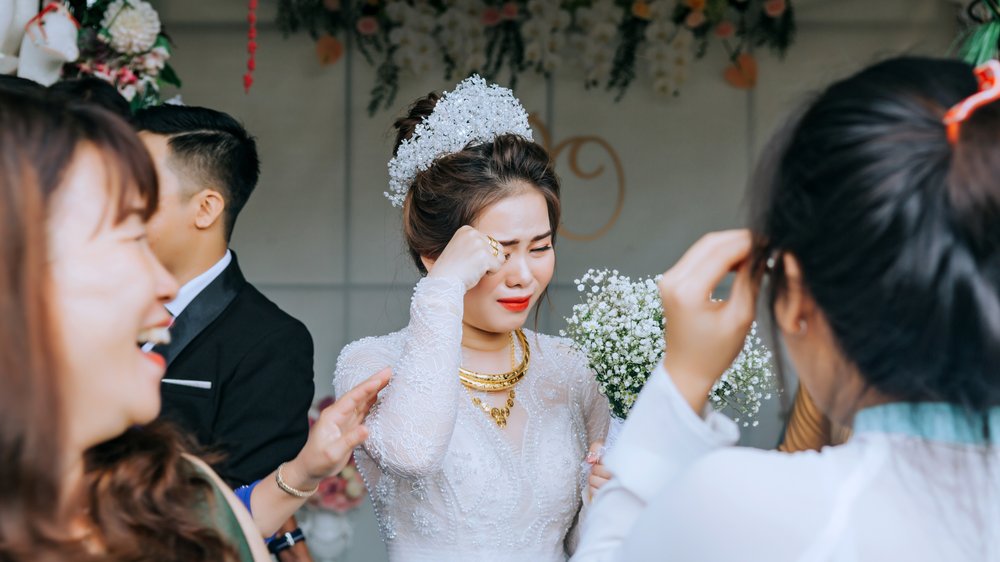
[315,35,343,66]
[356,15,379,36]
[714,20,735,39]
[501,1,519,20]
[482,7,501,26]
[685,0,707,11]
[723,52,758,90]
[764,0,787,18]
[684,10,706,28]
[631,1,651,20]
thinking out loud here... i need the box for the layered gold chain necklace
[459,329,529,428]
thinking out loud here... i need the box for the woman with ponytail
[575,56,1000,561]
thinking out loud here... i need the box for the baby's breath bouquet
[562,269,776,428]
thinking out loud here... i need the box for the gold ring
[487,236,501,258]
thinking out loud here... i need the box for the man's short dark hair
[49,78,132,120]
[133,105,260,240]
[0,75,46,97]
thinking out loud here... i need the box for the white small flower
[119,83,137,101]
[565,269,775,423]
[140,52,165,74]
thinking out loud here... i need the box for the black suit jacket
[156,252,314,488]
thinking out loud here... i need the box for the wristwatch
[267,527,306,555]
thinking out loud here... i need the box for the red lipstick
[498,297,531,312]
[144,351,166,368]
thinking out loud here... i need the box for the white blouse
[572,363,1000,562]
[334,277,610,562]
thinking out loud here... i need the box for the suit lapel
[155,254,246,366]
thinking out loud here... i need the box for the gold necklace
[461,330,529,428]
[459,330,529,391]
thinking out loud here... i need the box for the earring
[765,250,780,272]
[797,319,808,335]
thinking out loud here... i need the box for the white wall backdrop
[155,2,956,560]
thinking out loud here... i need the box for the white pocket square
[162,378,212,390]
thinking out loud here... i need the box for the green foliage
[956,0,1000,65]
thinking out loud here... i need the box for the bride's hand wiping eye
[425,225,507,291]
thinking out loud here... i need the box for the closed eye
[530,245,552,253]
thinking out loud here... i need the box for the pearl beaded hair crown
[385,75,534,207]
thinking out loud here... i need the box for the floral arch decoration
[277,0,797,114]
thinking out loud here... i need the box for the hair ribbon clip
[943,59,1000,145]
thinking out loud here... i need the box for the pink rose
[501,2,519,20]
[764,0,786,18]
[684,10,706,29]
[311,472,365,513]
[117,67,138,85]
[714,20,735,39]
[317,395,336,411]
[356,16,379,36]
[482,7,501,27]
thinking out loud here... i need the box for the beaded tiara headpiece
[385,75,534,207]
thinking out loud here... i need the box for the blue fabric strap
[854,402,1000,445]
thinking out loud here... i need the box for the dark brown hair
[0,91,239,562]
[394,92,561,273]
[749,57,1000,424]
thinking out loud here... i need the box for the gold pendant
[471,388,516,428]
[462,332,526,429]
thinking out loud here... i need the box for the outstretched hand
[657,230,757,413]
[295,367,391,483]
[251,368,392,538]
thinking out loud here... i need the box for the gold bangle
[275,462,318,498]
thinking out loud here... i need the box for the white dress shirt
[141,250,231,353]
[572,363,1000,562]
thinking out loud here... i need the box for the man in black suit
[134,106,314,491]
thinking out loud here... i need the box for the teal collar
[854,402,1000,445]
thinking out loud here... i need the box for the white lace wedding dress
[334,277,610,562]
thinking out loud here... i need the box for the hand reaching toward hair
[657,230,758,414]
[426,225,506,291]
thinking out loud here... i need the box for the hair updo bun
[393,92,561,274]
[392,92,441,157]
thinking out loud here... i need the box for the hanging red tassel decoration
[244,0,258,93]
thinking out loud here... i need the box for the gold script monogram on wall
[528,114,625,242]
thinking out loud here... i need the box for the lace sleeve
[580,364,611,448]
[561,339,611,556]
[333,276,465,480]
